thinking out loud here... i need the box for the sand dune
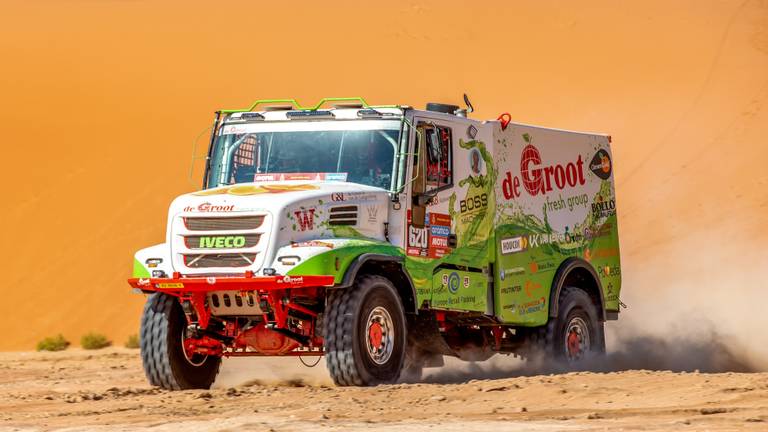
[0,0,766,364]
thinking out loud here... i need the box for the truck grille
[183,253,258,268]
[175,211,270,271]
[184,215,265,231]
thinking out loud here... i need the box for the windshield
[206,119,401,190]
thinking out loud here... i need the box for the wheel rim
[564,316,590,361]
[181,331,208,367]
[365,306,394,365]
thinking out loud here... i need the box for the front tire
[324,275,406,386]
[140,293,221,390]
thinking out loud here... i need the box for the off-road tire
[140,293,221,390]
[525,286,605,364]
[324,275,406,386]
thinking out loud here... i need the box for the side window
[425,125,453,190]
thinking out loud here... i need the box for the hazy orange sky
[1,0,766,352]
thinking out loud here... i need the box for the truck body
[129,98,622,388]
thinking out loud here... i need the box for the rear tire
[526,286,605,365]
[324,275,406,386]
[140,293,221,390]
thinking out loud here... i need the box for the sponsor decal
[407,247,428,257]
[408,226,428,249]
[501,135,585,199]
[600,265,621,277]
[447,272,461,294]
[294,209,316,231]
[331,193,346,202]
[197,235,246,249]
[325,173,349,182]
[193,183,319,196]
[543,193,589,213]
[583,247,619,261]
[583,223,614,240]
[528,260,555,274]
[206,277,217,285]
[500,284,522,294]
[366,205,379,223]
[500,267,526,281]
[279,276,304,284]
[463,276,471,288]
[592,196,616,218]
[258,172,349,182]
[429,213,452,226]
[157,282,184,289]
[291,240,335,249]
[589,149,612,180]
[222,125,246,135]
[253,174,279,182]
[184,202,236,212]
[517,297,546,315]
[408,211,452,257]
[430,235,449,248]
[431,225,451,237]
[500,236,528,254]
[460,193,488,213]
[524,280,542,297]
[137,278,150,286]
[469,148,482,174]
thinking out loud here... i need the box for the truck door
[405,116,492,314]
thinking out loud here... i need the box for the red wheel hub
[567,330,581,356]
[368,321,383,348]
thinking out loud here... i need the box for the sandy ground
[1,0,767,353]
[0,348,766,432]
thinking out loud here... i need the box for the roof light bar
[220,97,400,114]
[240,112,265,120]
[286,110,336,120]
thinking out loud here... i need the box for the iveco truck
[129,96,622,389]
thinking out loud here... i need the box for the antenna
[463,93,475,114]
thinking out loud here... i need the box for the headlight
[145,258,163,268]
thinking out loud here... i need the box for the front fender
[274,239,403,284]
[132,243,173,279]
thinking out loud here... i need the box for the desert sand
[0,0,766,353]
[0,348,767,431]
[1,0,768,430]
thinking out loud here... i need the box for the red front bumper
[127,273,336,293]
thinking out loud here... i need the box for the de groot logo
[294,209,316,231]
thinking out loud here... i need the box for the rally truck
[128,96,622,389]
